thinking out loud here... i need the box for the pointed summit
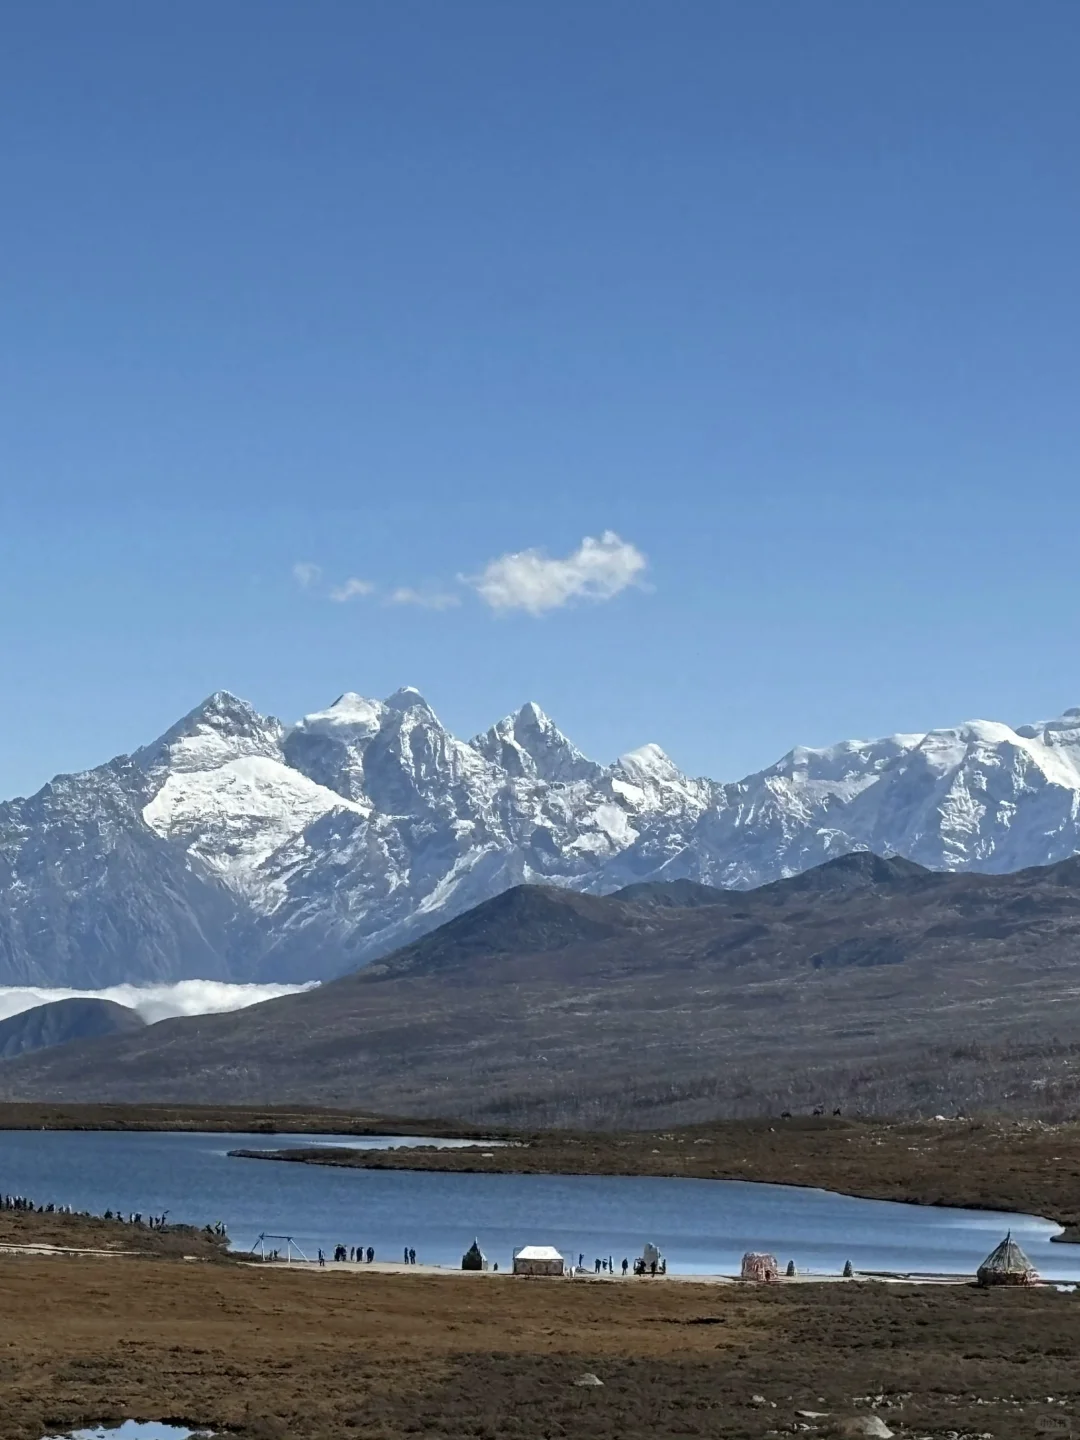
[611,743,714,813]
[517,700,550,725]
[471,703,602,785]
[136,692,283,774]
[384,685,432,713]
[178,690,264,729]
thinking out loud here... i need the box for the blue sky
[2,1,1079,799]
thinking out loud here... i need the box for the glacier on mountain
[2,689,1080,986]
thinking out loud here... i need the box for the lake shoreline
[243,1255,984,1286]
[4,1103,1080,1247]
[225,1117,1080,1247]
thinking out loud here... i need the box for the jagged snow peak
[135,691,285,774]
[3,692,1080,987]
[472,702,603,784]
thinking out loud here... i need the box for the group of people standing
[632,1255,666,1275]
[576,1252,666,1277]
[103,1209,174,1229]
[319,1244,376,1265]
[584,1253,625,1275]
[2,1194,66,1212]
[315,1244,421,1266]
[2,1192,184,1232]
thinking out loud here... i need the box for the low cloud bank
[0,980,318,1026]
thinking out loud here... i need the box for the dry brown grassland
[2,1255,1079,1440]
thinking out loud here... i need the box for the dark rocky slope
[3,853,1080,1123]
[0,998,146,1060]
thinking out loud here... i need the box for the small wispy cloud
[292,561,322,589]
[465,531,647,615]
[297,531,646,617]
[388,587,461,611]
[329,577,376,603]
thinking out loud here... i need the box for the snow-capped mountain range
[2,687,1080,986]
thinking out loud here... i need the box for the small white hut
[512,1244,565,1276]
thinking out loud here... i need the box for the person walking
[404,1246,410,1264]
[621,1258,628,1277]
[409,1247,416,1265]
[317,1249,326,1268]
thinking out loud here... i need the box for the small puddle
[45,1425,213,1440]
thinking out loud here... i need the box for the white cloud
[329,577,376,603]
[0,980,318,1026]
[292,561,322,589]
[466,531,647,615]
[388,587,461,611]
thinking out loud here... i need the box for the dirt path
[0,1240,143,1258]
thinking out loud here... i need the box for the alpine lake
[2,1128,1077,1280]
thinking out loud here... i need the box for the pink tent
[741,1252,780,1282]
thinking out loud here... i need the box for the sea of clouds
[0,980,319,1026]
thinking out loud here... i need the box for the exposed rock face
[1,688,1079,985]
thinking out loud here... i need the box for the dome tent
[976,1231,1037,1287]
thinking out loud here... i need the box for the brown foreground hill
[4,853,1080,1123]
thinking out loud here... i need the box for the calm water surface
[45,1427,210,1440]
[3,1129,1077,1280]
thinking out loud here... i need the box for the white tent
[513,1245,565,1276]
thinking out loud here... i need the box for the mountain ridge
[6,855,1080,1123]
[0,998,146,1060]
[2,687,1080,986]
